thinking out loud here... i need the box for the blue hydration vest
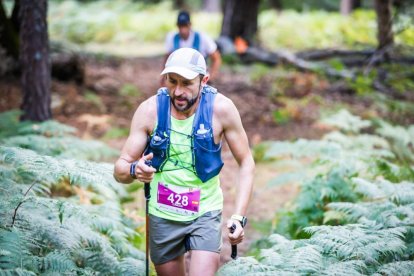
[174,32,200,52]
[144,85,223,183]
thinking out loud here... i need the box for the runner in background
[161,10,221,85]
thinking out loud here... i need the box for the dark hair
[177,11,190,26]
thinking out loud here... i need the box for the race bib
[157,182,201,216]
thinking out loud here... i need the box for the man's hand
[132,153,156,183]
[227,219,244,245]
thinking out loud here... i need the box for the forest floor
[0,54,379,267]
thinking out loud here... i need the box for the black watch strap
[231,214,247,228]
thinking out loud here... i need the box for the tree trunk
[202,0,220,13]
[220,0,260,46]
[173,0,187,10]
[19,0,52,122]
[11,0,20,32]
[0,0,19,59]
[340,0,362,15]
[340,0,353,15]
[268,0,282,10]
[374,0,394,50]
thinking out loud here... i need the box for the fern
[17,120,77,137]
[305,224,407,262]
[319,109,372,134]
[0,269,37,276]
[372,260,414,276]
[2,135,118,161]
[371,158,414,183]
[375,120,414,163]
[217,257,278,275]
[0,110,30,139]
[40,251,78,273]
[353,178,414,205]
[0,148,145,274]
[319,260,366,276]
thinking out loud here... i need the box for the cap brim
[160,66,199,80]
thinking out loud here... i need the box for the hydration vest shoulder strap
[156,88,170,135]
[193,32,200,51]
[193,85,217,132]
[173,32,200,51]
[173,33,180,51]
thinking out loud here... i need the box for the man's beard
[172,93,199,112]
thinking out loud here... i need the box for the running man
[114,47,254,276]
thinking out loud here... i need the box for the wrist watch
[231,214,248,228]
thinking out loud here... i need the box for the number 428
[167,193,189,207]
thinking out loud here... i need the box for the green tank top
[148,114,223,221]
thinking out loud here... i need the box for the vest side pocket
[193,129,224,182]
[144,133,169,171]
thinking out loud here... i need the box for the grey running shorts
[149,210,222,265]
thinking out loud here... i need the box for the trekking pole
[230,223,237,259]
[143,159,152,276]
[144,181,150,276]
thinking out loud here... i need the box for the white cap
[161,48,207,80]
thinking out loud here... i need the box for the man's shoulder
[138,95,157,116]
[165,31,179,42]
[213,93,235,115]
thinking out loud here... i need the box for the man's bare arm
[114,97,156,183]
[221,98,255,216]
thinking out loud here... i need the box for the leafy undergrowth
[0,110,147,275]
[41,1,414,56]
[219,110,414,275]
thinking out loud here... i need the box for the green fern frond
[0,268,37,276]
[0,229,38,271]
[320,260,366,276]
[217,256,277,275]
[305,224,407,261]
[322,131,394,159]
[0,110,30,139]
[319,109,371,134]
[285,245,323,274]
[375,121,414,163]
[0,110,76,139]
[390,182,414,205]
[326,202,371,222]
[0,147,124,201]
[353,178,414,205]
[262,139,342,161]
[118,257,145,276]
[17,120,76,137]
[2,135,118,161]
[0,146,65,187]
[40,251,78,273]
[372,260,414,276]
[372,159,414,183]
[352,178,390,199]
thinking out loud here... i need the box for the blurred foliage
[103,127,130,140]
[119,83,141,97]
[84,90,106,112]
[47,0,220,52]
[44,1,414,55]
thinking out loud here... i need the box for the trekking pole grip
[230,223,237,259]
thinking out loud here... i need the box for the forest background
[1,0,414,275]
